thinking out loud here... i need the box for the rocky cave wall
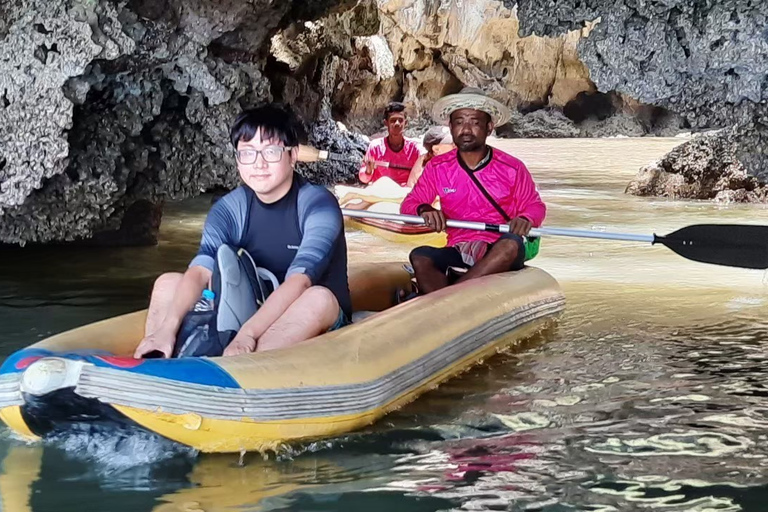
[0,0,371,246]
[515,0,768,200]
[1,0,765,247]
[316,0,686,138]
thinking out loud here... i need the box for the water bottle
[193,289,215,312]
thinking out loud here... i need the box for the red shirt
[359,137,424,186]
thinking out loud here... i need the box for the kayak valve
[20,358,85,396]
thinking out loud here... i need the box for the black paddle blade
[654,224,768,269]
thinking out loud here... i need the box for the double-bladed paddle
[342,209,768,270]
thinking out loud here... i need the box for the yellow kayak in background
[336,178,446,247]
[0,262,564,453]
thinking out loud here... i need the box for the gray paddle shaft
[341,209,655,244]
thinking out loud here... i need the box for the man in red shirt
[359,102,425,187]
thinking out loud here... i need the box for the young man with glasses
[134,104,350,358]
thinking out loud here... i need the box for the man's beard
[457,138,482,152]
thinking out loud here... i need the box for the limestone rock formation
[515,0,768,188]
[0,0,366,245]
[377,0,595,118]
[365,0,683,139]
[626,129,768,203]
[498,109,580,139]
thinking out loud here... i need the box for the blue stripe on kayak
[1,349,56,374]
[0,349,240,389]
[87,356,241,389]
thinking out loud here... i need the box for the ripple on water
[584,431,753,458]
[43,424,198,490]
[587,478,749,511]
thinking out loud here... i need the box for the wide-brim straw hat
[431,86,512,127]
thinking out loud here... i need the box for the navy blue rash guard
[190,174,351,318]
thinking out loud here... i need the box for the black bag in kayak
[172,245,278,358]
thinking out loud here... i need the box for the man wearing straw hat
[400,87,546,296]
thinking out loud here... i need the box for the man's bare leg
[144,272,183,336]
[256,286,341,351]
[409,252,449,293]
[410,238,520,294]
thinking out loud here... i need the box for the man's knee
[153,272,183,295]
[491,234,524,269]
[302,286,339,323]
[303,285,336,304]
[409,246,437,271]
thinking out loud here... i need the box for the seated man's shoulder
[368,135,387,148]
[210,186,248,214]
[298,181,341,208]
[491,147,527,169]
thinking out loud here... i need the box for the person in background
[359,102,425,187]
[406,125,456,187]
[400,87,546,296]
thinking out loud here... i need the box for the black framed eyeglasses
[235,145,293,164]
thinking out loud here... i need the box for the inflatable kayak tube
[0,262,564,453]
[345,216,447,247]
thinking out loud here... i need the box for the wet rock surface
[626,129,768,203]
[0,0,366,245]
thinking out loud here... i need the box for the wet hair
[230,103,302,148]
[383,101,406,120]
[422,126,453,151]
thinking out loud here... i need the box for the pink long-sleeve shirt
[400,147,546,246]
[359,137,424,186]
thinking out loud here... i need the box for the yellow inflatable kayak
[335,179,447,247]
[0,262,564,453]
[344,214,447,247]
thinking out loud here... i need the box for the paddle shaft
[369,161,413,171]
[341,209,655,243]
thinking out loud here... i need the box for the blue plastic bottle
[193,289,215,312]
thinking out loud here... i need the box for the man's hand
[133,328,177,359]
[419,205,446,233]
[223,333,257,356]
[508,217,532,236]
[364,159,375,175]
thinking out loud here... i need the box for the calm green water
[0,137,767,511]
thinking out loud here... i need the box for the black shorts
[409,233,527,275]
